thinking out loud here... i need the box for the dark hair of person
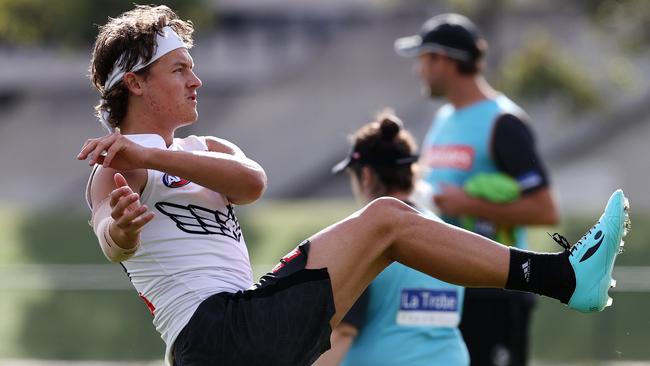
[454,38,487,75]
[347,110,418,195]
[89,5,195,129]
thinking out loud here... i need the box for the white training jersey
[86,134,254,365]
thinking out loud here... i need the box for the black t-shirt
[492,113,549,193]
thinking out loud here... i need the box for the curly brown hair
[89,5,195,129]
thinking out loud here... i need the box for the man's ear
[123,72,145,96]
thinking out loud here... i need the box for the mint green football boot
[551,189,631,313]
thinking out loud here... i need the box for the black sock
[505,247,576,304]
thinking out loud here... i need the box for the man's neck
[119,108,174,147]
[446,75,498,109]
[368,191,412,203]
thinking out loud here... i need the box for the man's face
[141,48,202,127]
[415,53,449,98]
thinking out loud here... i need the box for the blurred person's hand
[433,184,472,217]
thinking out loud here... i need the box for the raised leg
[305,189,630,325]
[305,197,510,326]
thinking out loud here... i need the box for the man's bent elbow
[247,171,267,202]
[230,170,267,205]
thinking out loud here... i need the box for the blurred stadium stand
[0,0,648,213]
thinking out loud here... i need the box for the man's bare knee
[359,197,413,234]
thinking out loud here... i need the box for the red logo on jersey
[139,292,156,315]
[423,145,475,170]
[162,174,191,188]
[271,248,302,273]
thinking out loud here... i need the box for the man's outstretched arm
[78,131,267,205]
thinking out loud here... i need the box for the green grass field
[0,202,648,361]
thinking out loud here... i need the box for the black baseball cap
[331,147,419,174]
[394,13,482,61]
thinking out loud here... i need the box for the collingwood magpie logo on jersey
[155,202,242,241]
[162,174,191,188]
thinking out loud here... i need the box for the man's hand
[433,184,472,217]
[77,131,150,170]
[107,173,155,249]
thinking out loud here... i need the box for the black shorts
[173,241,336,366]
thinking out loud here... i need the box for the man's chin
[187,110,200,122]
[177,114,198,127]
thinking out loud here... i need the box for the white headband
[99,26,187,131]
[104,26,186,91]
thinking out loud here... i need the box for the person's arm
[312,287,370,366]
[147,137,266,204]
[312,323,359,366]
[88,166,153,262]
[433,114,558,226]
[435,184,557,225]
[77,131,267,205]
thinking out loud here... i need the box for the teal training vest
[422,95,528,248]
[342,209,468,366]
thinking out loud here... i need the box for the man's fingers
[103,142,124,168]
[116,205,155,231]
[78,131,121,161]
[89,134,119,165]
[109,172,133,208]
[130,211,155,230]
[115,204,147,227]
[111,193,140,220]
[114,172,129,189]
[109,186,132,207]
[77,138,99,160]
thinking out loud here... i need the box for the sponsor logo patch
[271,248,302,273]
[162,174,191,188]
[397,289,460,327]
[423,145,475,170]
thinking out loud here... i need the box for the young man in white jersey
[78,5,631,366]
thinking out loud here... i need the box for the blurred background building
[0,0,648,364]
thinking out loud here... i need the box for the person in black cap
[314,111,469,366]
[396,13,559,366]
